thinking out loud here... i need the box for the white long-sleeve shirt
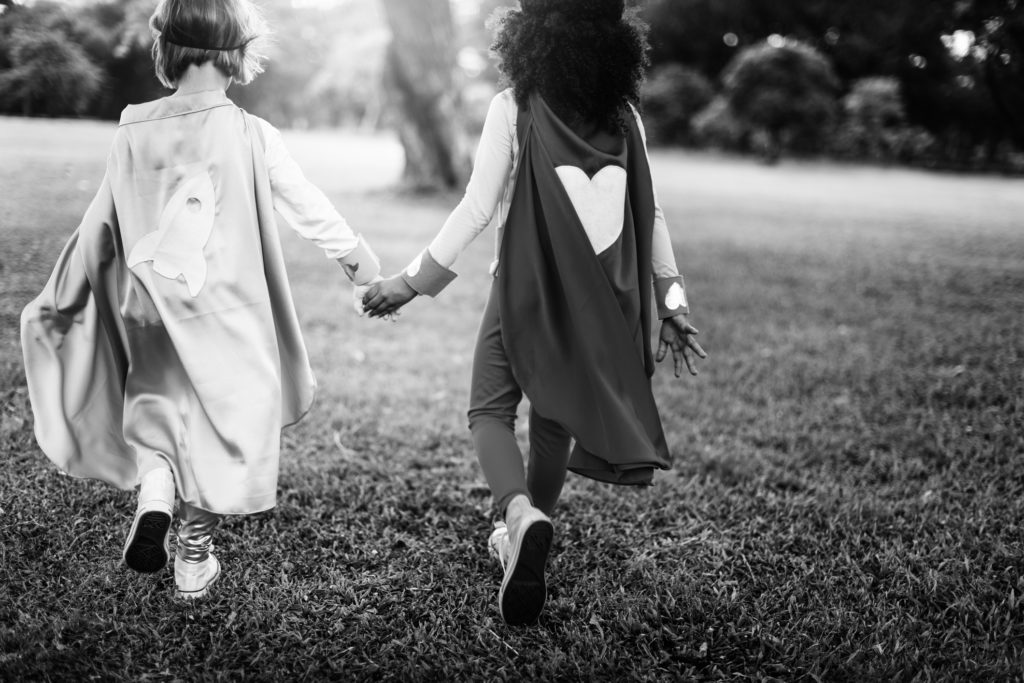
[252,116,379,283]
[419,88,681,280]
[253,117,360,261]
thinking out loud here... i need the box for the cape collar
[118,91,234,126]
[529,94,625,178]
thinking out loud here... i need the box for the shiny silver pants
[176,501,221,564]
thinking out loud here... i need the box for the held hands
[352,275,383,316]
[362,275,418,319]
[656,314,707,378]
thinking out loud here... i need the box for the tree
[722,38,840,160]
[691,96,747,151]
[0,28,103,116]
[380,0,470,191]
[639,63,715,145]
[641,0,1022,165]
[831,77,937,163]
[0,0,160,119]
[953,0,1024,147]
[77,0,163,119]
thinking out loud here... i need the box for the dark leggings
[467,284,573,516]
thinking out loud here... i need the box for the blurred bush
[721,38,840,161]
[690,96,746,152]
[639,62,714,145]
[0,28,103,117]
[830,77,939,165]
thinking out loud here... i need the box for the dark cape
[498,94,671,485]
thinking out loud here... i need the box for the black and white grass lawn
[1,118,1021,680]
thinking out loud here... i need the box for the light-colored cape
[20,93,316,514]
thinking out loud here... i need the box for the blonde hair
[149,0,268,89]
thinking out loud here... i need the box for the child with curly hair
[21,0,381,599]
[363,0,706,625]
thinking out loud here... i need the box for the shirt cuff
[654,276,688,318]
[401,249,457,297]
[335,236,381,285]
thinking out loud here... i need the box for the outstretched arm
[256,117,382,288]
[361,90,518,318]
[628,105,707,375]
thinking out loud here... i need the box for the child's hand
[362,275,418,319]
[352,276,384,316]
[656,314,707,377]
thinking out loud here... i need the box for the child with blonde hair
[21,0,381,599]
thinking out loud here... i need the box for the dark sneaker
[122,470,174,573]
[499,508,553,626]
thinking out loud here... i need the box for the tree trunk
[380,0,471,191]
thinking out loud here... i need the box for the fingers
[679,320,707,360]
[681,347,698,376]
[663,331,704,378]
[361,284,381,305]
[655,339,668,363]
[675,334,703,376]
[364,290,399,317]
[687,337,708,359]
[367,296,406,319]
[363,291,386,311]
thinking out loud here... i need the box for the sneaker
[122,469,174,573]
[488,521,509,570]
[499,506,553,626]
[175,553,221,600]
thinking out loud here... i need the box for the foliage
[0,0,1020,171]
[0,27,103,117]
[642,0,1023,168]
[231,0,389,129]
[690,96,746,152]
[0,0,392,128]
[843,77,906,129]
[830,77,938,164]
[957,0,1024,145]
[1,119,1023,681]
[0,0,160,118]
[639,62,714,145]
[721,39,840,159]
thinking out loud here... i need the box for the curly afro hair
[488,0,650,133]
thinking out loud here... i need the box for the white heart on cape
[554,165,626,255]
